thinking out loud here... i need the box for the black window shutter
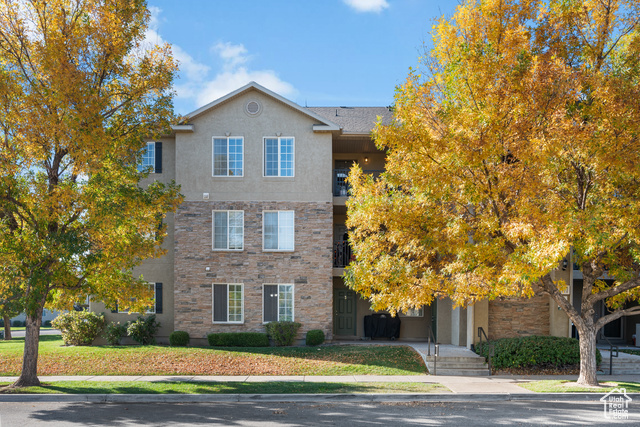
[155,142,162,173]
[213,284,228,322]
[111,303,118,313]
[263,285,278,322]
[155,283,163,314]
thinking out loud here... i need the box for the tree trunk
[3,315,11,340]
[13,308,43,387]
[576,324,599,386]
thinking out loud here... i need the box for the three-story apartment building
[91,82,639,348]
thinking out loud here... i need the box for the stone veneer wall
[174,201,333,341]
[488,293,550,340]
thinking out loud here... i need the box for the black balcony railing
[333,240,353,268]
[333,168,383,197]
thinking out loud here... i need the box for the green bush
[207,332,270,347]
[102,322,128,345]
[126,314,160,345]
[0,318,4,327]
[475,335,602,370]
[306,329,325,346]
[169,330,190,347]
[52,311,105,346]
[265,321,302,346]
[12,320,22,327]
[43,320,52,327]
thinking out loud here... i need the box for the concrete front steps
[599,350,640,375]
[424,355,490,376]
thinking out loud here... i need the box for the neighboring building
[10,309,64,325]
[89,82,640,347]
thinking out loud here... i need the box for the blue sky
[147,0,459,115]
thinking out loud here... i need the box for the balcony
[333,168,384,199]
[333,240,353,268]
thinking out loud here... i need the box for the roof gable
[183,82,340,131]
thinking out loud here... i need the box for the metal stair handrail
[477,327,494,375]
[600,334,619,375]
[426,324,436,357]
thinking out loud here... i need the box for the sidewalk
[3,373,639,392]
[2,373,639,403]
[3,340,639,403]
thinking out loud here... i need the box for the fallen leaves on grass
[0,342,426,376]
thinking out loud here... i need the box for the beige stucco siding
[92,136,177,343]
[176,89,333,202]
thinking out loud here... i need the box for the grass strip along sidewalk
[0,381,447,395]
[0,335,426,376]
[519,380,640,393]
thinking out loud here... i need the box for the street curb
[2,393,639,404]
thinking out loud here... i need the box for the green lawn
[0,335,427,376]
[0,381,446,395]
[519,380,640,393]
[3,327,54,332]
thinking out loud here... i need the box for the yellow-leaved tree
[346,0,640,386]
[0,0,182,387]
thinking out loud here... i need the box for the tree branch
[595,305,640,331]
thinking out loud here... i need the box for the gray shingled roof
[306,107,393,134]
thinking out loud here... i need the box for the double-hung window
[113,282,162,314]
[402,307,424,317]
[213,284,244,323]
[213,210,244,250]
[263,284,294,322]
[213,137,243,176]
[138,142,162,173]
[263,210,294,251]
[264,137,294,177]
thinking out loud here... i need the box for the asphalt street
[0,399,637,426]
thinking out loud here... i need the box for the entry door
[597,301,623,340]
[334,289,356,335]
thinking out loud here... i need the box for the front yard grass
[0,381,445,395]
[519,380,640,393]
[0,335,427,376]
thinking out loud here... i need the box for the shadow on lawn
[206,344,427,374]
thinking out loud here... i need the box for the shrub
[52,311,105,346]
[306,329,325,346]
[12,320,22,327]
[0,318,4,327]
[169,330,190,347]
[127,314,160,345]
[207,332,269,347]
[265,321,302,346]
[43,320,52,327]
[102,322,128,345]
[475,335,602,371]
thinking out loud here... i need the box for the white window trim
[117,283,156,314]
[139,142,156,173]
[262,136,295,177]
[212,210,244,251]
[212,136,244,177]
[212,283,244,324]
[399,307,424,318]
[262,210,294,252]
[262,283,295,323]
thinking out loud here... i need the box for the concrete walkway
[3,374,639,395]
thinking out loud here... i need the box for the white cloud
[191,42,296,106]
[343,0,389,13]
[212,42,249,70]
[195,68,297,107]
[144,9,296,112]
